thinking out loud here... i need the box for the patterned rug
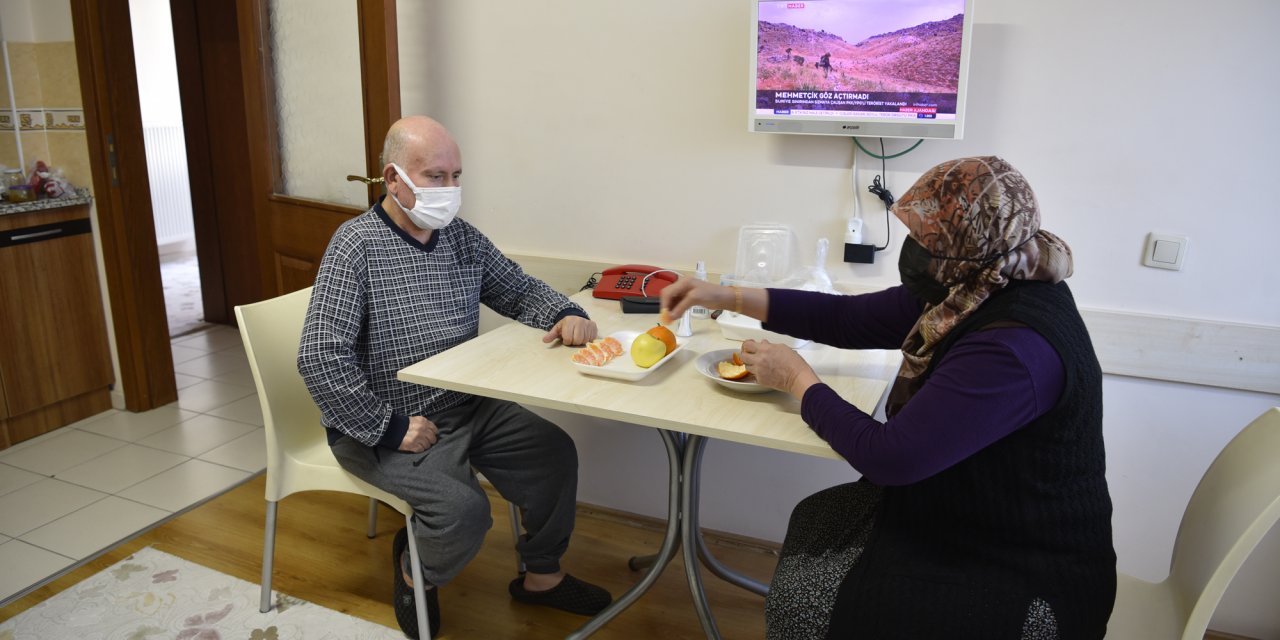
[0,547,402,639]
[162,253,207,338]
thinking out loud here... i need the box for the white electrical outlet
[845,218,864,244]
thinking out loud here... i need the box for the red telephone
[593,264,678,300]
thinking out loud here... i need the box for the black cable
[864,138,895,250]
[580,272,601,291]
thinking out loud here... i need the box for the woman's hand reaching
[659,277,730,323]
[738,339,821,400]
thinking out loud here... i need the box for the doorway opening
[130,0,204,338]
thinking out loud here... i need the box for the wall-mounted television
[750,0,975,139]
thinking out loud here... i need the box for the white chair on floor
[1105,407,1280,639]
[237,287,523,640]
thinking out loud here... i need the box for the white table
[399,291,895,638]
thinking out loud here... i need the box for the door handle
[11,228,64,241]
[346,175,384,185]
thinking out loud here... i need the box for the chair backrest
[237,287,414,515]
[1168,407,1280,637]
[235,288,320,498]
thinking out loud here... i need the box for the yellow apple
[630,333,667,368]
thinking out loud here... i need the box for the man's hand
[399,416,439,453]
[738,339,822,400]
[543,315,598,346]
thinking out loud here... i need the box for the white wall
[128,0,183,127]
[399,1,1280,636]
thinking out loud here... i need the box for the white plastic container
[714,311,809,348]
[734,223,793,285]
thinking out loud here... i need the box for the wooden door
[237,0,400,296]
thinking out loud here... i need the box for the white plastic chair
[1106,407,1280,639]
[237,287,524,639]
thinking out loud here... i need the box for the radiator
[142,125,195,246]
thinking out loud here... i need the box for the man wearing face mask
[298,116,612,639]
[660,156,1115,639]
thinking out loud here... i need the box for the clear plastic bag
[783,238,836,293]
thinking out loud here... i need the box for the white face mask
[389,163,461,230]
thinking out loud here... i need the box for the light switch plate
[1142,232,1188,271]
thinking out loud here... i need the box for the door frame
[71,0,400,411]
[70,0,177,412]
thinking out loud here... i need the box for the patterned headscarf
[885,156,1074,416]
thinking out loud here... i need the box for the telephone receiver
[593,264,678,300]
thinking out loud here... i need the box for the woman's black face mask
[898,237,949,305]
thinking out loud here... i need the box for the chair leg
[260,500,278,613]
[405,514,432,640]
[367,497,378,538]
[507,502,526,574]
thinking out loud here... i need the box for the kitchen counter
[0,188,93,216]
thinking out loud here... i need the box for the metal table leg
[695,528,770,597]
[568,429,686,639]
[681,435,721,639]
[688,434,769,598]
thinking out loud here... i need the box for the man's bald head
[381,116,456,169]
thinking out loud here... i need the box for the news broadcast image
[756,0,965,120]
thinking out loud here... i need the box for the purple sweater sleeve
[800,327,1065,486]
[763,286,923,349]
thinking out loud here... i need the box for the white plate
[571,330,685,381]
[694,349,775,394]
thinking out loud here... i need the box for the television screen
[750,0,975,139]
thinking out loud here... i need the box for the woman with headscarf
[660,156,1115,639]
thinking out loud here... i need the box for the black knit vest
[825,281,1116,639]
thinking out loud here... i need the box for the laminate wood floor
[0,474,778,639]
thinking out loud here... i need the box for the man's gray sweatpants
[331,396,578,587]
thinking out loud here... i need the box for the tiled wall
[0,40,92,193]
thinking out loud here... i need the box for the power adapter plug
[844,242,875,264]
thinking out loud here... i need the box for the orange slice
[717,360,749,380]
[732,352,744,366]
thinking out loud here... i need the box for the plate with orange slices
[694,349,774,394]
[571,329,685,381]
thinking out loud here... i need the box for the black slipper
[392,527,441,638]
[508,573,613,616]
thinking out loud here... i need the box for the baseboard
[1205,631,1260,640]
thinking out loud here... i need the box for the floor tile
[74,403,198,443]
[170,344,208,365]
[173,326,244,353]
[65,409,115,430]
[0,478,108,537]
[174,373,205,390]
[0,425,75,456]
[0,430,127,476]
[137,414,258,457]
[197,429,266,472]
[20,496,170,560]
[117,459,251,512]
[0,540,75,603]
[54,444,188,494]
[173,350,250,380]
[205,394,264,426]
[0,463,43,497]
[174,379,255,414]
[211,366,258,390]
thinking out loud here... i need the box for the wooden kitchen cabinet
[0,201,114,449]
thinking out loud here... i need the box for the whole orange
[647,324,677,354]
